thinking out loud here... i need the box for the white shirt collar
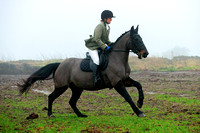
[106,23,109,30]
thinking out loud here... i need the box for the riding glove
[106,46,110,50]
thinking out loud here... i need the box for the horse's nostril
[143,53,148,58]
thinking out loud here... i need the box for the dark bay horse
[18,25,149,117]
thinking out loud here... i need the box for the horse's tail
[18,63,60,95]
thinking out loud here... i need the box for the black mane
[108,30,130,50]
[114,31,130,44]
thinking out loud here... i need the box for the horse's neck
[110,33,130,65]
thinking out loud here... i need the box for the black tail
[18,63,60,94]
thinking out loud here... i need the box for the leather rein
[112,49,132,52]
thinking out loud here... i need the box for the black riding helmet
[101,10,115,20]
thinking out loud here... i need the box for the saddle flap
[80,51,109,72]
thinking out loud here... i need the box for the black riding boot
[91,63,101,86]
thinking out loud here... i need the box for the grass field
[0,71,199,132]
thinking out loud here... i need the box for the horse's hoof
[49,115,55,118]
[138,113,145,117]
[78,114,88,118]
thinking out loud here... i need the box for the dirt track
[132,71,200,97]
[0,70,200,96]
[0,71,199,132]
[0,71,199,104]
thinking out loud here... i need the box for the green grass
[159,66,200,72]
[154,94,199,106]
[0,87,199,133]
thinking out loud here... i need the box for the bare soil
[0,71,199,115]
[0,71,200,132]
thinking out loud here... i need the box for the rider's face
[104,18,112,24]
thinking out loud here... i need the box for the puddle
[146,91,189,97]
[11,86,18,88]
[145,92,165,95]
[180,94,188,97]
[145,92,155,95]
[33,89,51,95]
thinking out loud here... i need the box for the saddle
[80,50,109,72]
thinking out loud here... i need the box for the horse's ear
[131,26,134,33]
[135,25,139,33]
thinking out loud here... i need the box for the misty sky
[0,0,199,60]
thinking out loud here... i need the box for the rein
[110,49,140,58]
[112,49,131,52]
[108,42,132,53]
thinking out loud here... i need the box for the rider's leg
[88,49,99,65]
[88,49,101,86]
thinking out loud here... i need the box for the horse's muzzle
[138,50,149,59]
[142,52,148,58]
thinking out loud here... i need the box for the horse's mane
[114,31,130,44]
[108,30,130,51]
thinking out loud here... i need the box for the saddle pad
[80,53,109,72]
[80,58,92,72]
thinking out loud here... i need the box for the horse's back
[54,58,83,88]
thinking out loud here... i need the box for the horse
[18,25,149,117]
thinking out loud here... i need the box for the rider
[85,10,115,86]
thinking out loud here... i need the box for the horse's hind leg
[69,84,87,117]
[48,86,68,117]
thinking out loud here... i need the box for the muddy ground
[0,71,200,132]
[0,71,199,112]
[1,70,199,96]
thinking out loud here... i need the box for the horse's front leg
[114,81,145,117]
[124,77,144,108]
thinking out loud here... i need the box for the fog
[0,0,199,60]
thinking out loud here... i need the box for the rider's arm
[93,24,107,50]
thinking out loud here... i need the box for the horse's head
[129,25,149,59]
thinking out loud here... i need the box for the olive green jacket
[85,21,111,50]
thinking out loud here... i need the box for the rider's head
[101,10,115,24]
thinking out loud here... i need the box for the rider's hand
[106,46,110,50]
[104,46,111,54]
